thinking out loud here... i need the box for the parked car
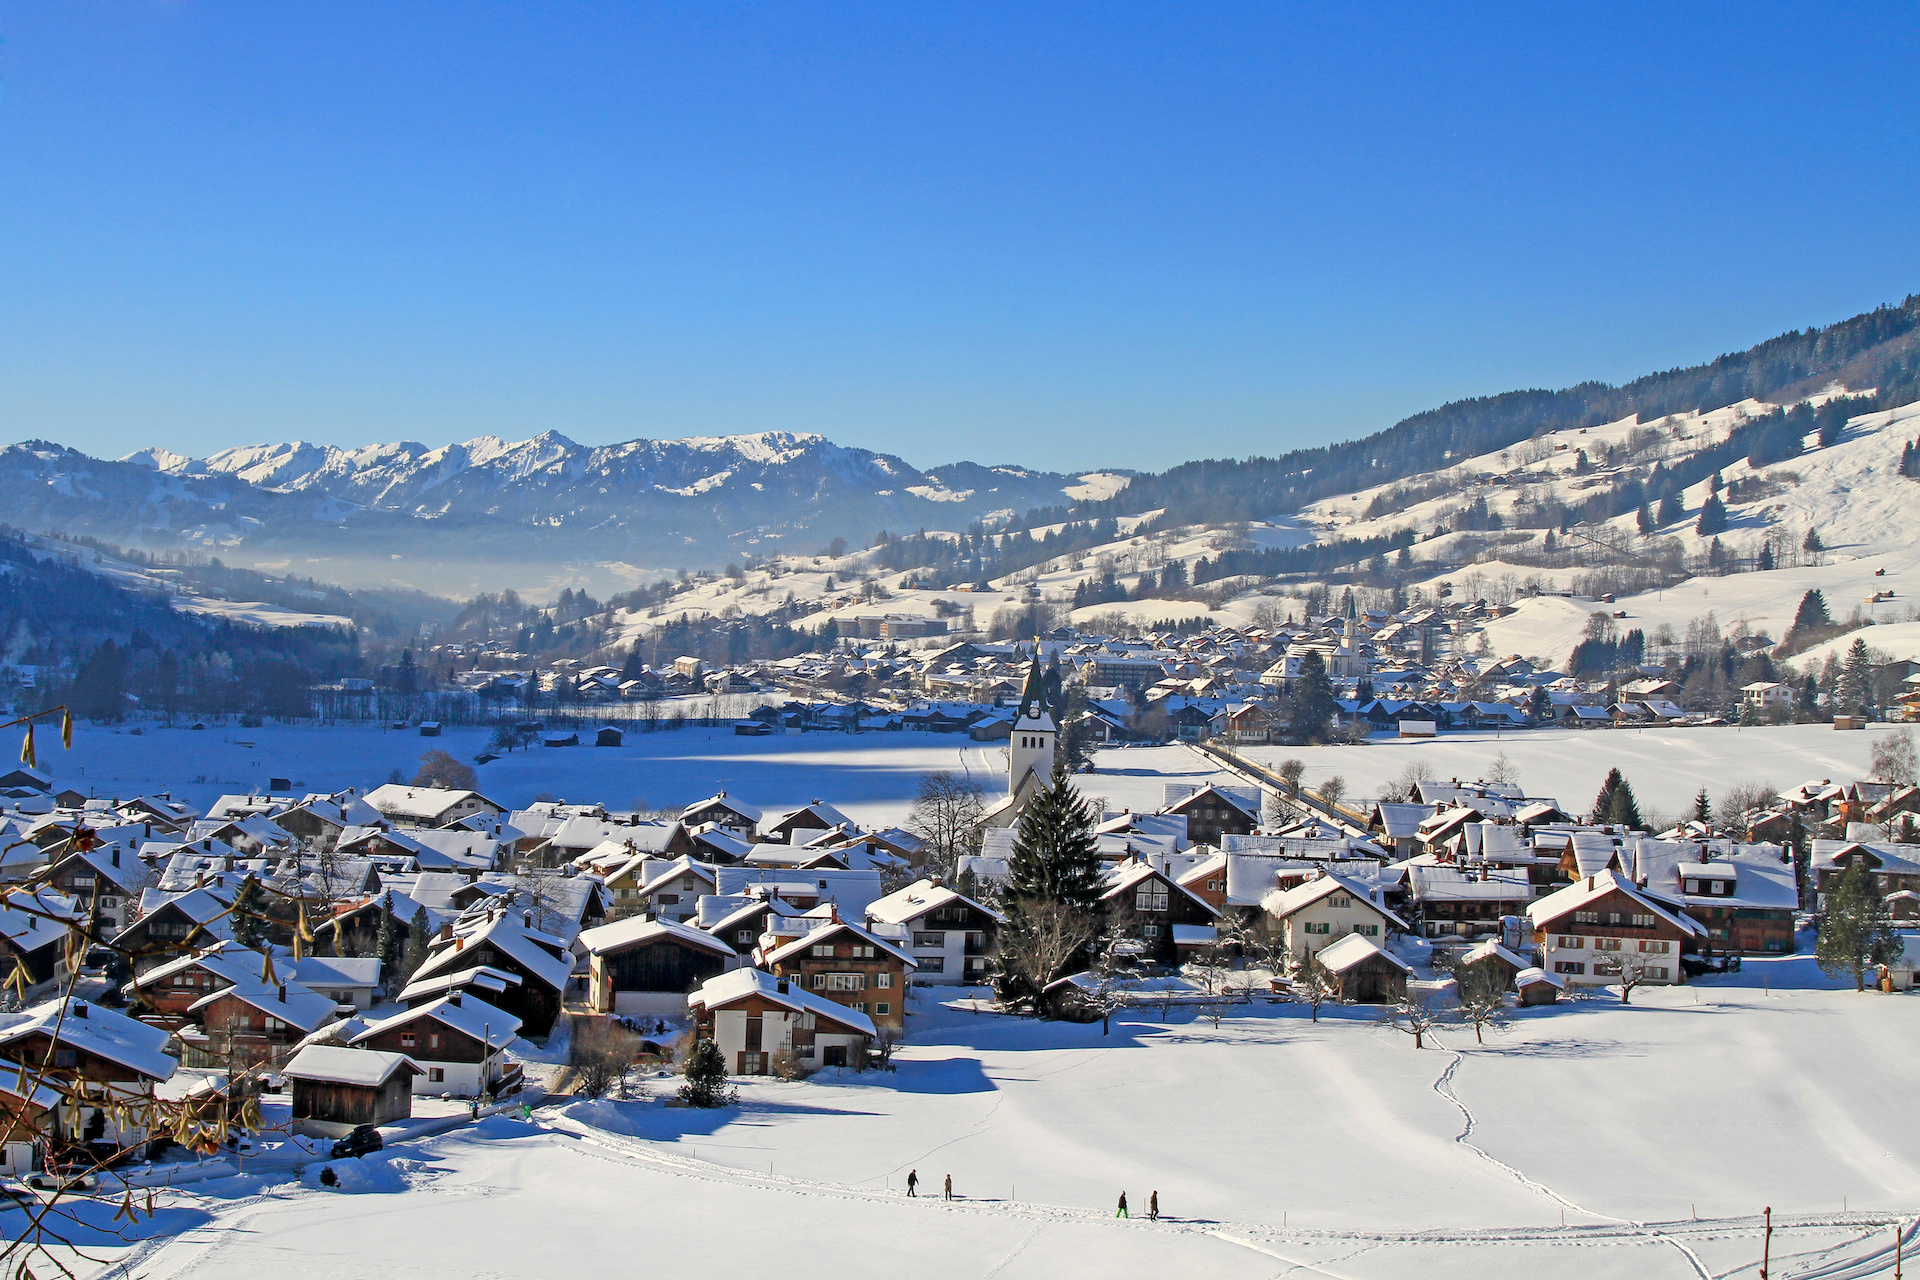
[329,1125,384,1160]
[25,1169,96,1194]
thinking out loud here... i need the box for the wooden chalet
[578,916,736,1016]
[760,915,915,1036]
[1099,859,1219,967]
[0,997,178,1167]
[1527,871,1704,989]
[407,910,573,1037]
[1312,933,1411,1003]
[349,994,522,1097]
[863,878,1004,986]
[688,968,875,1075]
[1162,784,1260,846]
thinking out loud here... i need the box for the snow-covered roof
[397,964,521,1004]
[1526,869,1706,937]
[130,940,271,993]
[0,998,177,1081]
[292,956,385,989]
[414,912,574,992]
[1314,933,1411,975]
[282,1043,420,1088]
[1262,871,1409,930]
[1514,966,1564,989]
[864,879,1005,927]
[350,994,520,1051]
[578,915,737,957]
[189,979,340,1031]
[1461,940,1530,970]
[762,917,916,968]
[364,784,495,822]
[687,967,875,1037]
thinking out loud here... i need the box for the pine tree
[1791,589,1831,634]
[1635,503,1654,535]
[230,875,268,950]
[1591,768,1643,829]
[1815,861,1900,991]
[403,906,431,982]
[1006,766,1104,912]
[1288,650,1338,743]
[375,892,404,978]
[1656,493,1683,526]
[1838,637,1875,718]
[1803,527,1823,555]
[1692,788,1712,825]
[678,1039,736,1107]
[1696,495,1729,535]
[1757,543,1774,571]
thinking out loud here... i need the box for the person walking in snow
[1149,1191,1158,1221]
[906,1169,919,1197]
[944,1174,953,1201]
[1116,1191,1129,1219]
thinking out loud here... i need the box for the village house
[292,955,387,1010]
[1311,933,1412,1003]
[40,843,149,937]
[349,994,522,1096]
[760,914,916,1036]
[1100,860,1220,967]
[1262,871,1410,964]
[362,784,507,831]
[1527,870,1704,989]
[180,977,339,1068]
[688,967,876,1075]
[579,916,737,1016]
[1162,784,1261,846]
[864,879,1003,986]
[0,997,178,1170]
[407,910,573,1037]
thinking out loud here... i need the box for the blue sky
[3,3,1916,473]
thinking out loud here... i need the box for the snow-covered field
[1239,723,1887,819]
[64,966,1920,1279]
[45,724,1236,825]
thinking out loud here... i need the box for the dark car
[329,1125,384,1160]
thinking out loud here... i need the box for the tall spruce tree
[230,875,268,950]
[1005,765,1104,911]
[1590,768,1643,829]
[1791,589,1831,635]
[1288,650,1338,743]
[1816,861,1900,991]
[402,906,432,982]
[1838,637,1876,718]
[374,892,404,979]
[1692,788,1712,825]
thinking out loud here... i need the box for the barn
[283,1045,421,1138]
[1314,933,1412,1004]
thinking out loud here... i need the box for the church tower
[1008,650,1057,795]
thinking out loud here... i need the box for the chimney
[112,848,120,867]
[1587,875,1594,890]
[449,992,462,1007]
[277,985,287,1003]
[72,1002,88,1020]
[523,910,533,929]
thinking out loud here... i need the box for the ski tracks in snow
[1431,1042,1712,1279]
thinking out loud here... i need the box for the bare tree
[1871,728,1918,788]
[1289,954,1339,1022]
[995,897,1098,1014]
[1277,758,1306,801]
[1317,775,1348,814]
[1486,750,1520,787]
[1453,963,1511,1045]
[1596,946,1658,1005]
[1380,990,1444,1049]
[570,1018,643,1098]
[1384,761,1425,804]
[906,771,987,877]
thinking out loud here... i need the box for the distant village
[0,645,1917,1199]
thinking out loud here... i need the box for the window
[429,1068,444,1083]
[1553,961,1585,975]
[1606,912,1622,926]
[919,956,945,973]
[1684,879,1702,894]
[876,973,892,989]
[811,974,827,989]
[1329,895,1352,908]
[1556,935,1584,949]
[1593,937,1622,952]
[1637,940,1669,954]
[400,1033,417,1047]
[1305,921,1330,935]
[658,894,679,905]
[51,1049,76,1068]
[913,932,945,948]
[1574,911,1599,924]
[875,1003,890,1016]
[428,1033,443,1050]
[265,1017,288,1033]
[1592,958,1622,977]
[827,973,864,991]
[1630,914,1656,929]
[1648,966,1669,980]
[1207,879,1223,892]
[1135,886,1168,912]
[736,929,753,943]
[812,944,835,957]
[1354,923,1379,937]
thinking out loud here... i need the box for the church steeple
[1008,643,1057,795]
[1015,648,1049,725]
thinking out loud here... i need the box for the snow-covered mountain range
[0,431,1112,596]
